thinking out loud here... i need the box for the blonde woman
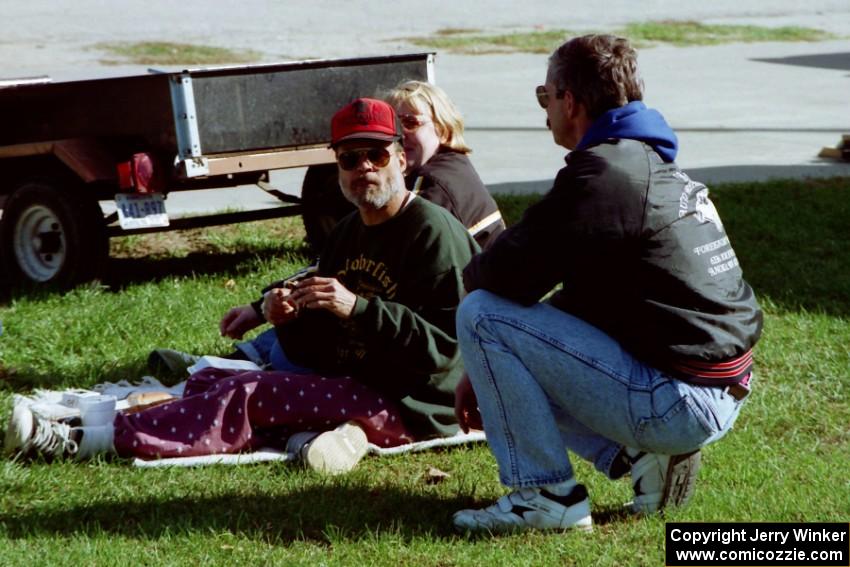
[385,80,504,249]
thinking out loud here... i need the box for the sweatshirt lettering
[340,253,399,299]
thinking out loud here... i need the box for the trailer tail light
[117,153,163,194]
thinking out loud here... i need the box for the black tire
[0,179,108,288]
[300,164,354,254]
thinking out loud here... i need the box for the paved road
[3,1,849,214]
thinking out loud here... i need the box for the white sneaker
[631,450,701,514]
[453,484,593,534]
[291,422,369,475]
[4,402,78,458]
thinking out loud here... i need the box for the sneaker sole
[453,490,594,534]
[660,450,701,510]
[304,423,368,475]
[453,514,593,535]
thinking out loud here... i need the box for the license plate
[115,193,169,230]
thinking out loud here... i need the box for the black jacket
[463,138,763,385]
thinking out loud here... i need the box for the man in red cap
[236,98,479,471]
[202,99,481,470]
[259,97,479,396]
[219,98,479,471]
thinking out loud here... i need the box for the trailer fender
[53,139,118,184]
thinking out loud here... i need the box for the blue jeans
[456,290,748,489]
[235,328,313,374]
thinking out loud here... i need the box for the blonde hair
[384,80,472,154]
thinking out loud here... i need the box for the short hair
[548,34,644,120]
[384,80,472,154]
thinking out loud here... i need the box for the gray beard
[341,173,405,209]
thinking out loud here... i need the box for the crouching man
[452,35,763,533]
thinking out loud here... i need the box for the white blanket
[132,430,486,468]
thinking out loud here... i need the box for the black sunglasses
[336,147,392,171]
[535,85,566,109]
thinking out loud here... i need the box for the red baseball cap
[331,98,402,147]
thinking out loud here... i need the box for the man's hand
[262,287,299,326]
[454,373,483,433]
[219,305,264,339]
[289,276,358,319]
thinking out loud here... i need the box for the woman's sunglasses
[398,113,432,132]
[336,147,392,171]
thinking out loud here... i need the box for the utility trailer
[0,53,433,287]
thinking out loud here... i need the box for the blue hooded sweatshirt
[575,101,678,163]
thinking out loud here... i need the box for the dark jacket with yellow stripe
[407,149,504,249]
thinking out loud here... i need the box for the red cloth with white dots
[113,367,414,460]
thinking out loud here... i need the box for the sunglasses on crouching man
[535,85,567,109]
[336,147,393,171]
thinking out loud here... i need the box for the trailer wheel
[300,164,354,254]
[0,180,107,288]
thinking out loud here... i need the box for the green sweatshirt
[276,196,479,437]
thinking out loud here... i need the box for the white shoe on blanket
[287,422,368,475]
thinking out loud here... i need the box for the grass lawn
[1,176,849,565]
[404,20,838,54]
[94,41,263,66]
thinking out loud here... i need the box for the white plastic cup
[78,395,117,427]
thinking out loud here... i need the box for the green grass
[95,41,262,66]
[435,28,483,36]
[1,177,849,565]
[623,20,837,46]
[406,21,837,54]
[404,29,575,55]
